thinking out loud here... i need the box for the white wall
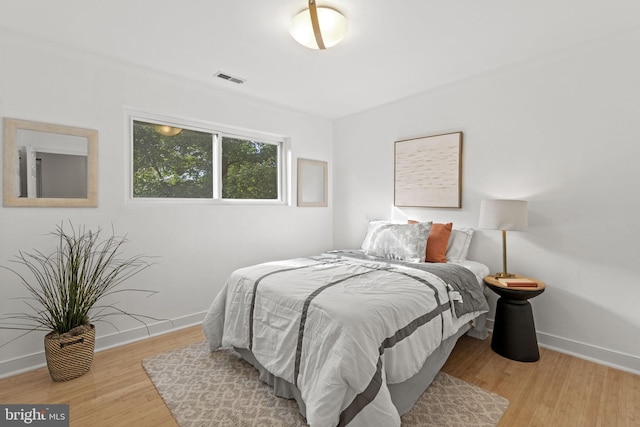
[333,28,640,373]
[0,30,333,377]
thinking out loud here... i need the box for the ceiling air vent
[214,72,246,85]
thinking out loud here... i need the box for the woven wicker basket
[44,324,95,382]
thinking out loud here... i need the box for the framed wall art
[394,131,462,208]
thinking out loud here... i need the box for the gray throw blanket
[326,250,489,318]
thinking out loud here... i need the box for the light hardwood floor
[1,325,638,426]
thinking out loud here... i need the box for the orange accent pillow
[426,223,453,263]
[408,220,453,263]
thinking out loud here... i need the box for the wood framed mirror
[3,118,98,207]
[297,158,328,207]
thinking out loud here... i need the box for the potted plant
[1,222,157,381]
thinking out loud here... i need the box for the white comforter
[203,254,488,427]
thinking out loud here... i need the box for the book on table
[497,278,538,288]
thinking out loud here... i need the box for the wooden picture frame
[394,131,462,208]
[3,118,98,207]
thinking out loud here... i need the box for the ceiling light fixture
[154,125,183,137]
[289,0,347,50]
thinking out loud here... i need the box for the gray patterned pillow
[360,220,390,250]
[365,222,432,262]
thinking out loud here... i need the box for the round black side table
[484,275,546,362]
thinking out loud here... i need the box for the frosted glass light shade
[154,125,183,137]
[289,7,347,49]
[478,200,528,231]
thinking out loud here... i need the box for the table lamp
[478,199,528,278]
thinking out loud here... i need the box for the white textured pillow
[446,228,474,263]
[360,220,390,250]
[365,222,432,262]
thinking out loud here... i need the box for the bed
[203,222,490,427]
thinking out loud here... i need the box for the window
[131,116,284,202]
[132,121,213,198]
[221,137,279,200]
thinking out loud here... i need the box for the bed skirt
[234,320,478,419]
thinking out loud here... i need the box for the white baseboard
[485,318,640,375]
[0,311,206,379]
[5,314,638,379]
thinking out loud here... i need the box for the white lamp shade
[289,7,347,49]
[478,199,528,231]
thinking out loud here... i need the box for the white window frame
[126,110,288,205]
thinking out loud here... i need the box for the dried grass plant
[1,222,159,346]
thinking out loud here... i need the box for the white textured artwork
[394,132,462,208]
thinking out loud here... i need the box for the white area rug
[143,342,508,426]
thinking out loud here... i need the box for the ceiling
[2,0,640,119]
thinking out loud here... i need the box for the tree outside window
[221,137,278,199]
[133,121,213,198]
